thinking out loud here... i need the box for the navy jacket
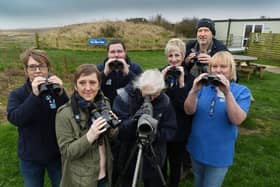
[112,83,177,180]
[185,38,228,58]
[7,80,69,163]
[97,57,143,105]
[184,38,229,83]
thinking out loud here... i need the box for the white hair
[134,69,165,93]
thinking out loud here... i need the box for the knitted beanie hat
[196,18,216,35]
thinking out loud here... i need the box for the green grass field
[0,48,280,186]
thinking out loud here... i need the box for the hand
[86,117,107,144]
[47,75,64,95]
[104,59,116,75]
[185,52,197,64]
[191,73,208,94]
[197,53,211,64]
[177,66,185,88]
[161,65,173,79]
[215,74,230,95]
[31,76,47,96]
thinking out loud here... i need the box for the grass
[0,48,280,186]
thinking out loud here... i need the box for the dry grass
[38,21,176,50]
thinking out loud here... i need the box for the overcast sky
[0,0,280,29]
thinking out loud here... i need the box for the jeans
[19,158,62,187]
[191,157,228,187]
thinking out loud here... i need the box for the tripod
[117,135,167,187]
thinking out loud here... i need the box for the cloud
[0,0,279,29]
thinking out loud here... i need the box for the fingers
[48,75,63,87]
[31,76,46,96]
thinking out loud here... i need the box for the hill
[37,21,178,50]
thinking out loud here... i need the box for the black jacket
[112,83,177,180]
[7,80,69,163]
[97,57,143,104]
[161,64,193,142]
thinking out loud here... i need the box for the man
[97,40,143,105]
[184,18,229,79]
[7,48,69,187]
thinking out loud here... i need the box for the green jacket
[55,99,113,187]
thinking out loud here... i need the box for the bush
[100,25,118,37]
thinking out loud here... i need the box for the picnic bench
[233,55,266,80]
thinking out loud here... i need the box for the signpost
[88,37,107,46]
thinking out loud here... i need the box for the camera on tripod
[108,60,124,71]
[199,73,222,86]
[38,74,61,96]
[90,106,120,130]
[136,96,158,142]
[165,66,181,88]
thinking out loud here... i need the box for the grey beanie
[196,18,216,35]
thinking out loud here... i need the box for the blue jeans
[191,157,228,187]
[19,158,62,187]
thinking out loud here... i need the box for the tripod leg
[149,144,167,187]
[115,144,138,187]
[132,144,143,187]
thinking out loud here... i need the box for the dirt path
[264,65,280,74]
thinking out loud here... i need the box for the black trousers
[163,141,191,187]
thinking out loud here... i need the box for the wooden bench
[236,66,255,80]
[249,63,266,78]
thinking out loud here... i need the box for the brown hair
[74,64,101,86]
[20,48,50,67]
[106,39,126,52]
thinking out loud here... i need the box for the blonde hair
[209,51,237,81]
[164,38,186,58]
[134,69,165,94]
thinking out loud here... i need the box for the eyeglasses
[27,64,48,71]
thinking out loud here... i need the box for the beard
[197,38,209,46]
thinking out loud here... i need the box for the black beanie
[196,18,216,35]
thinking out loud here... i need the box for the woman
[7,48,68,187]
[55,64,118,187]
[184,51,251,187]
[160,38,192,187]
[112,69,177,187]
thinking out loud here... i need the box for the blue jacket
[97,57,143,105]
[112,83,177,180]
[7,80,69,163]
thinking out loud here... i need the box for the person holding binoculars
[55,64,118,187]
[184,51,251,187]
[97,39,143,105]
[7,48,69,187]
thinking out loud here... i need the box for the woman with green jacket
[55,64,118,187]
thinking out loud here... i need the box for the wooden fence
[0,33,37,49]
[247,33,280,61]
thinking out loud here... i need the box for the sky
[0,0,280,29]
